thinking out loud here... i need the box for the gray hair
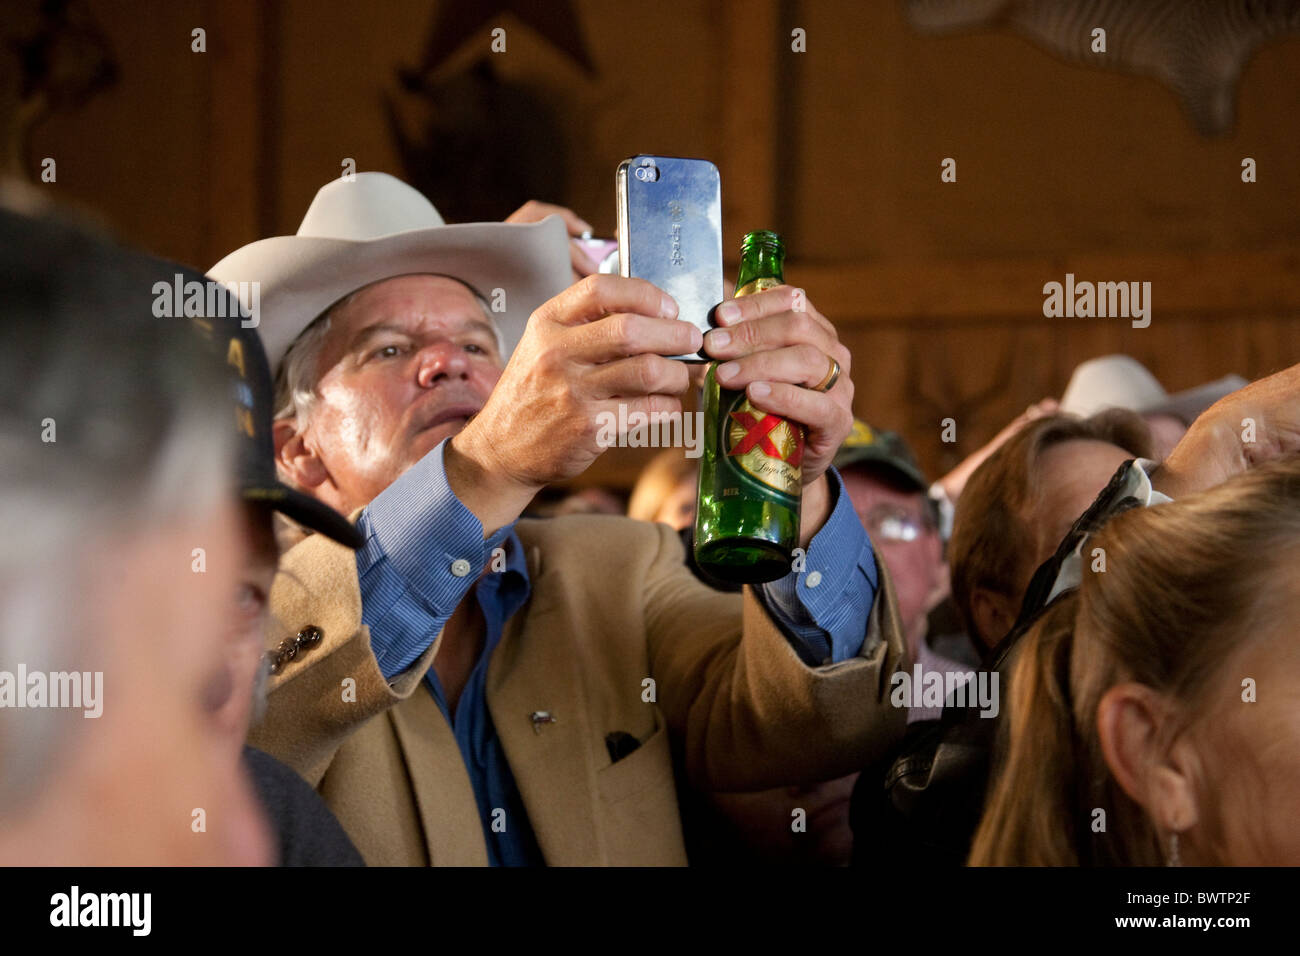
[273,274,503,429]
[0,211,235,812]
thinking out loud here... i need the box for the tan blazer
[248,513,907,865]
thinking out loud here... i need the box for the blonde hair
[970,458,1300,865]
[627,449,698,523]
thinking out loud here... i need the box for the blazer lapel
[389,680,490,866]
[487,544,603,865]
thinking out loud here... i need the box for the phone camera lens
[634,163,659,183]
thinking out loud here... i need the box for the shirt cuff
[356,439,513,673]
[758,466,878,666]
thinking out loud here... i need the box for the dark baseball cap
[832,419,928,492]
[162,263,364,549]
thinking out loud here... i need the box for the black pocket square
[605,731,641,763]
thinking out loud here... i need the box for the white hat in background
[1060,354,1247,424]
[208,172,572,370]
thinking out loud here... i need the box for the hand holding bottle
[693,230,855,581]
[701,283,854,492]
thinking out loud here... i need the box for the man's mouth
[415,402,482,434]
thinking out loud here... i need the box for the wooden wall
[13,0,1300,487]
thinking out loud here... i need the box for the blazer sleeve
[245,533,441,786]
[642,521,909,791]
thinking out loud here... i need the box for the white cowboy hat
[208,172,572,370]
[1060,354,1247,425]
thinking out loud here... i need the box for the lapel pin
[529,711,557,734]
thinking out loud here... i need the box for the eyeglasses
[861,503,937,543]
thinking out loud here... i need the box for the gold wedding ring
[812,356,841,393]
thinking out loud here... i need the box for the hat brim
[209,217,572,370]
[242,482,364,549]
[1140,375,1248,425]
[832,447,928,492]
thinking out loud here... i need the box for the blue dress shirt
[355,438,879,864]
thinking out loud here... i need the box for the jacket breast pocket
[596,719,673,806]
[594,716,686,864]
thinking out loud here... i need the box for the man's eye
[235,583,266,616]
[370,344,404,360]
[464,343,484,355]
[874,514,921,543]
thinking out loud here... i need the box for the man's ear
[1096,682,1201,834]
[272,417,330,491]
[970,587,1017,649]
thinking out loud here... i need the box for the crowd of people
[1,170,1296,867]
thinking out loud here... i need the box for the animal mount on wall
[385,59,567,223]
[385,0,596,222]
[903,0,1300,136]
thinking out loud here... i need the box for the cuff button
[451,558,472,577]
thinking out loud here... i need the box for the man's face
[840,467,945,650]
[296,275,505,513]
[2,501,274,865]
[209,501,279,754]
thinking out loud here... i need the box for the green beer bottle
[693,230,803,584]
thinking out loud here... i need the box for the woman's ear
[1097,682,1201,835]
[272,418,329,490]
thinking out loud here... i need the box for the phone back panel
[617,155,722,360]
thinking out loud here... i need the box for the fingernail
[707,329,730,348]
[718,361,740,381]
[689,326,704,350]
[661,294,678,319]
[716,302,740,324]
[749,381,771,398]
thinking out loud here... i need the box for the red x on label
[729,410,803,466]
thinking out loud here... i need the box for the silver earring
[1166,831,1181,867]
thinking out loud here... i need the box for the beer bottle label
[721,391,802,503]
[735,276,782,297]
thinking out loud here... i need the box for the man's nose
[415,342,469,387]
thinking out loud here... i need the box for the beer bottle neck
[735,239,784,296]
[733,231,780,295]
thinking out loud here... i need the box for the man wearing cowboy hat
[209,171,907,866]
[1059,354,1247,460]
